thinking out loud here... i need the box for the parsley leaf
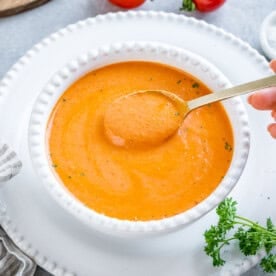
[204,198,276,273]
[192,82,200,88]
[261,254,276,273]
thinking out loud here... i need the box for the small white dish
[28,41,250,237]
[260,11,276,59]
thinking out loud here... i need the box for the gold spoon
[104,75,276,148]
[133,75,276,119]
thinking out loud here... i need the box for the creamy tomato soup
[47,61,233,221]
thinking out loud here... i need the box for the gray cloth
[0,143,30,275]
[0,226,36,276]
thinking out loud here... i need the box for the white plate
[0,11,275,276]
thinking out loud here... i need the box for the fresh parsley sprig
[204,198,276,273]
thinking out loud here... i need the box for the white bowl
[28,41,250,237]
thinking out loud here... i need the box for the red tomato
[108,0,146,8]
[194,0,225,12]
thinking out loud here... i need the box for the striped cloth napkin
[0,226,36,275]
[0,143,36,275]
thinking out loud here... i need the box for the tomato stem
[180,0,196,11]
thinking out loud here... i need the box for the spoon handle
[187,75,276,111]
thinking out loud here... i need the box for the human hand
[248,60,276,138]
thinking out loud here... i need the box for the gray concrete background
[0,0,275,275]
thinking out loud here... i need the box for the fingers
[268,124,276,138]
[266,106,276,139]
[248,87,276,110]
[247,60,276,138]
[270,60,276,72]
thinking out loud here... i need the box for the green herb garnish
[204,198,276,273]
[192,82,200,88]
[224,141,232,151]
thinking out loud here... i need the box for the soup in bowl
[28,42,250,236]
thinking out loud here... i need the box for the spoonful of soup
[104,75,276,148]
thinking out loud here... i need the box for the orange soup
[47,61,233,221]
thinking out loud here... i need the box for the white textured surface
[0,1,275,276]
